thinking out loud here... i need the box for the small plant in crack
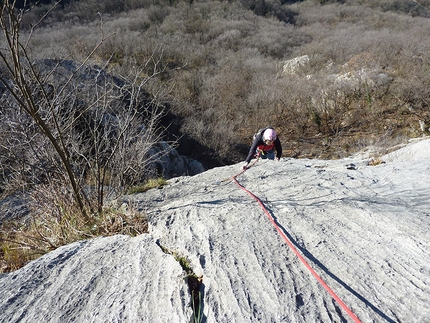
[189,275,203,323]
[156,241,203,322]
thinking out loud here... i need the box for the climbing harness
[231,160,362,323]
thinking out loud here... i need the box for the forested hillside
[14,0,430,165]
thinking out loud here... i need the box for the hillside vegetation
[18,0,430,165]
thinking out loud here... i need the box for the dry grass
[0,185,148,273]
[367,157,386,166]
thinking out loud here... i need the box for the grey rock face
[1,139,430,322]
[0,235,189,323]
[0,193,31,225]
[148,141,205,179]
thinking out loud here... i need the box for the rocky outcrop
[0,193,31,226]
[148,141,205,179]
[280,55,309,75]
[0,235,189,322]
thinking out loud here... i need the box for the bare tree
[64,63,167,212]
[0,0,168,217]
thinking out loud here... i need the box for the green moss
[127,178,168,194]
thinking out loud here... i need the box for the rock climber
[243,127,282,170]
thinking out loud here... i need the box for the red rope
[232,168,362,323]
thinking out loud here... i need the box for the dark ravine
[160,110,231,170]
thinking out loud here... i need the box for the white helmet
[263,128,277,141]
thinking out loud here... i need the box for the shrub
[0,184,148,273]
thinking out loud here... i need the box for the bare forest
[15,0,430,161]
[1,0,430,270]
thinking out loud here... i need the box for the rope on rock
[232,161,362,323]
